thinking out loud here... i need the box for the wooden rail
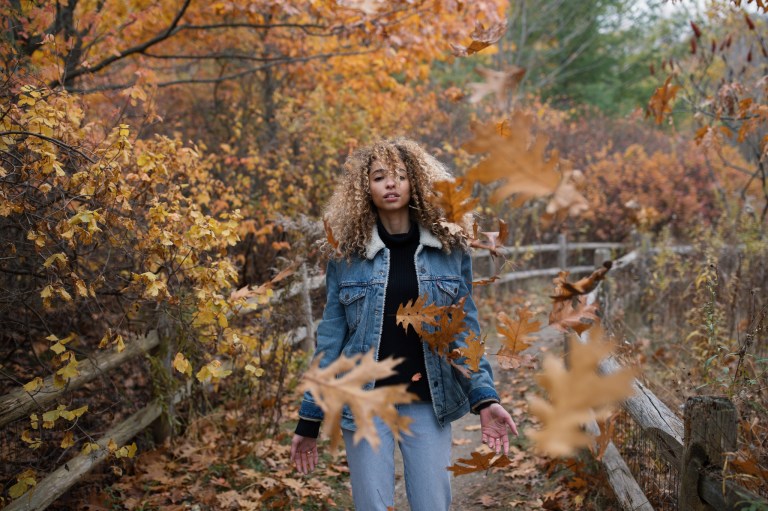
[583,249,767,511]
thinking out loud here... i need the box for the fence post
[679,396,737,510]
[299,263,315,354]
[558,233,567,269]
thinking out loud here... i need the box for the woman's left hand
[479,403,519,454]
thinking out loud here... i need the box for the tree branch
[54,0,192,87]
[0,131,97,163]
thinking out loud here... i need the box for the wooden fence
[579,248,768,511]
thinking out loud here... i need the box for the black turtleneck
[374,219,431,402]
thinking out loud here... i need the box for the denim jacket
[298,224,500,431]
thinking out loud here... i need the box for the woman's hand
[290,434,319,474]
[479,403,519,454]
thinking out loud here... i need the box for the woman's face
[368,154,411,214]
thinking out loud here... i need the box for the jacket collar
[365,222,442,260]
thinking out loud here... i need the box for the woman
[291,138,518,510]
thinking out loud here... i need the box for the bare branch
[53,0,192,87]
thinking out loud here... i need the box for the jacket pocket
[434,278,461,306]
[339,283,367,330]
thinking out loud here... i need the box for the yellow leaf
[30,413,39,430]
[70,405,88,418]
[61,431,75,449]
[173,352,193,377]
[8,469,36,498]
[115,442,137,458]
[107,438,117,452]
[23,377,43,393]
[82,442,100,455]
[21,430,41,449]
[196,360,231,383]
[43,252,68,269]
[115,334,125,352]
[245,364,264,377]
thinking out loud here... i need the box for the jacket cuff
[471,398,499,414]
[295,418,322,438]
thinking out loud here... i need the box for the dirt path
[392,328,572,510]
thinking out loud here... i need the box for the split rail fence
[1,234,765,510]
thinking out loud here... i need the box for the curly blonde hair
[324,137,468,259]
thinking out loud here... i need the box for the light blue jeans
[342,403,452,511]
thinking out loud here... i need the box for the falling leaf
[467,66,526,106]
[526,329,635,457]
[464,112,560,203]
[323,216,340,254]
[420,298,468,356]
[447,451,511,476]
[456,331,485,372]
[301,351,417,451]
[432,178,478,224]
[496,308,540,368]
[549,296,599,335]
[396,294,441,334]
[551,262,612,300]
[450,20,508,57]
[473,275,500,286]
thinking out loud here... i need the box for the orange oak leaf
[396,294,441,334]
[464,112,560,203]
[549,295,599,335]
[421,298,468,356]
[301,351,417,451]
[647,75,680,124]
[450,20,508,57]
[447,451,511,476]
[467,66,526,106]
[432,177,478,224]
[496,307,540,369]
[551,262,612,301]
[473,275,500,287]
[323,217,340,253]
[456,331,485,372]
[526,329,635,457]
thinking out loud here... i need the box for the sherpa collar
[365,222,442,260]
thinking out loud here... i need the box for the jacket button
[433,381,438,388]
[344,293,349,300]
[419,267,426,273]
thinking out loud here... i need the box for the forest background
[0,0,767,509]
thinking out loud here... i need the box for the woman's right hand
[290,434,319,474]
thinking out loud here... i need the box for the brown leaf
[421,298,467,356]
[432,177,478,224]
[551,262,612,300]
[450,20,508,57]
[464,112,560,203]
[646,75,679,124]
[456,331,485,372]
[496,307,540,365]
[396,294,441,334]
[466,66,526,106]
[473,275,500,287]
[301,352,417,451]
[549,295,599,335]
[447,451,511,476]
[323,217,340,253]
[526,328,635,457]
